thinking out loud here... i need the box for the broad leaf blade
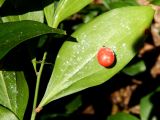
[52,0,93,28]
[0,20,65,60]
[0,105,18,120]
[0,71,28,120]
[2,11,44,23]
[39,6,154,108]
[107,112,139,120]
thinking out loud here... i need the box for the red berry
[97,47,115,67]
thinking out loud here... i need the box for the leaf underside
[39,6,154,108]
[0,20,65,60]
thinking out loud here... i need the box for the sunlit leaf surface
[39,6,154,108]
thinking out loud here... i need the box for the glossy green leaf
[0,71,28,120]
[140,87,160,120]
[107,112,139,120]
[122,60,146,76]
[52,0,93,28]
[2,11,44,23]
[44,2,55,27]
[0,105,18,120]
[0,0,5,7]
[38,6,154,108]
[0,20,65,60]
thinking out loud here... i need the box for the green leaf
[0,20,65,60]
[151,0,160,5]
[65,95,82,114]
[44,2,55,27]
[16,72,29,120]
[103,0,138,9]
[108,1,138,9]
[83,11,98,23]
[52,0,93,28]
[0,0,5,7]
[140,87,160,120]
[107,112,139,120]
[0,105,18,120]
[0,71,28,120]
[38,6,154,108]
[0,18,2,23]
[2,11,44,23]
[122,60,146,76]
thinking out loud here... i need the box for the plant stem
[30,52,47,120]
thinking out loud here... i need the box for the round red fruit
[97,47,115,67]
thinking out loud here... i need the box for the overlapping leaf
[122,60,146,76]
[52,0,93,28]
[107,112,139,120]
[140,87,160,120]
[38,6,154,108]
[103,0,138,9]
[0,105,18,120]
[0,0,5,7]
[44,2,55,27]
[2,11,44,23]
[0,71,28,120]
[0,20,65,60]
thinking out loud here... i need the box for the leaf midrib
[51,26,141,98]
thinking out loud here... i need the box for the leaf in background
[0,71,28,120]
[0,0,5,7]
[38,6,154,108]
[44,2,55,27]
[151,0,160,5]
[83,11,98,23]
[107,112,139,120]
[0,17,2,23]
[140,87,160,120]
[2,11,44,23]
[65,95,82,114]
[103,0,111,10]
[52,0,93,28]
[40,95,82,119]
[122,60,146,76]
[0,20,65,60]
[103,0,138,9]
[0,105,18,120]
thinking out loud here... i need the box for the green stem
[30,52,47,120]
